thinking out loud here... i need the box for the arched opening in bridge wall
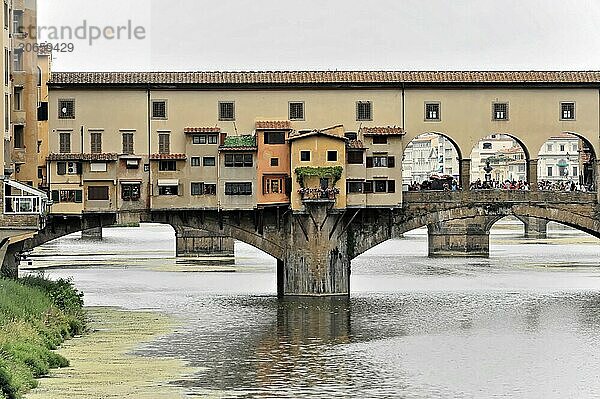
[536,132,597,191]
[402,132,461,191]
[469,134,529,189]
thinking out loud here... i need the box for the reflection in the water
[26,223,600,399]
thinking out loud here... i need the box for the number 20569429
[17,42,74,53]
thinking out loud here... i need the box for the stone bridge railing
[403,190,597,205]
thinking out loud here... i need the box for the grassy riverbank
[0,276,85,399]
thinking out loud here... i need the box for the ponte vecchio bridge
[1,71,600,296]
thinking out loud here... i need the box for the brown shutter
[387,180,396,193]
[366,157,373,168]
[387,156,395,168]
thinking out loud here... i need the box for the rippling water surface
[25,221,600,399]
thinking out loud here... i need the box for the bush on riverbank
[0,276,85,399]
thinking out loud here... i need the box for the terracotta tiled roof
[184,127,221,133]
[360,126,405,136]
[47,153,118,161]
[149,154,187,160]
[288,130,347,142]
[256,121,292,130]
[48,71,600,86]
[347,140,367,149]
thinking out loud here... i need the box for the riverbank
[0,276,85,399]
[25,307,194,399]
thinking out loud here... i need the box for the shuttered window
[88,186,109,201]
[59,132,71,153]
[90,132,102,154]
[122,132,134,154]
[158,134,170,154]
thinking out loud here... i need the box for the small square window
[300,151,311,162]
[219,101,235,120]
[203,157,216,166]
[356,101,372,121]
[372,136,387,145]
[493,102,508,120]
[58,99,75,119]
[270,158,279,167]
[191,157,201,167]
[561,102,575,120]
[289,102,305,120]
[152,100,167,119]
[425,102,440,121]
[327,151,337,162]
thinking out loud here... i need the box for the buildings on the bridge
[40,71,600,216]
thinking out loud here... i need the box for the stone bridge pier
[174,226,234,258]
[427,216,493,257]
[519,216,549,239]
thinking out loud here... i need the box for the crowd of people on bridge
[407,177,594,192]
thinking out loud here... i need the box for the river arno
[23,222,600,399]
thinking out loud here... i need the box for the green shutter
[75,190,83,203]
[51,190,59,203]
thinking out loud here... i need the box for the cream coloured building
[44,71,600,215]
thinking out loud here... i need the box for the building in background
[537,134,580,183]
[402,133,459,186]
[470,134,526,182]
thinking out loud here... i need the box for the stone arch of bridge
[468,133,531,185]
[350,204,599,259]
[402,131,464,160]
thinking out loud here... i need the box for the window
[425,102,440,120]
[5,49,9,86]
[53,190,82,203]
[13,88,21,110]
[192,134,218,145]
[327,151,338,162]
[345,132,358,140]
[158,133,170,154]
[58,99,75,119]
[90,131,102,154]
[372,136,387,145]
[122,132,134,154]
[561,102,575,120]
[482,142,492,150]
[191,157,201,167]
[372,155,388,167]
[219,101,235,120]
[270,158,279,167]
[300,151,311,162]
[493,102,508,120]
[547,144,553,152]
[3,1,8,29]
[364,180,395,194]
[126,159,139,169]
[348,150,363,164]
[158,185,178,195]
[88,186,109,201]
[356,101,372,121]
[159,160,176,171]
[13,125,23,148]
[13,48,23,71]
[57,162,66,175]
[12,10,23,34]
[4,94,7,131]
[289,102,305,120]
[59,132,71,153]
[264,177,284,194]
[37,102,48,121]
[375,180,387,193]
[225,182,252,195]
[547,166,553,177]
[573,166,578,176]
[347,181,363,193]
[203,157,216,166]
[224,153,253,167]
[151,100,167,119]
[560,144,565,152]
[121,183,140,201]
[264,131,286,144]
[191,182,204,196]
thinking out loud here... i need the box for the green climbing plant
[294,166,343,188]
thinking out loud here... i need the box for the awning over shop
[157,179,179,186]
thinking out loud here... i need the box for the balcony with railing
[298,187,340,202]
